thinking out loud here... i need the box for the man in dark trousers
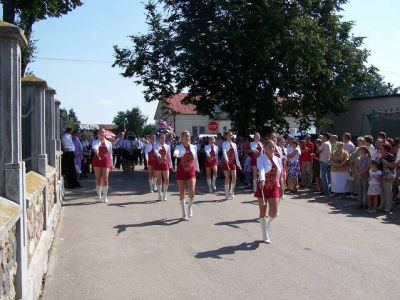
[62,127,81,188]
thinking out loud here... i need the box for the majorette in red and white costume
[144,134,157,193]
[204,139,219,193]
[173,137,200,220]
[222,132,241,199]
[153,136,173,201]
[255,143,282,244]
[250,133,264,192]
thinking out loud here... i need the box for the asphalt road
[41,168,400,300]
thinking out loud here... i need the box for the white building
[154,93,232,136]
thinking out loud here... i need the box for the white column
[0,20,28,300]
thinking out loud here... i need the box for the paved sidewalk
[41,168,400,300]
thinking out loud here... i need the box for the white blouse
[92,139,113,165]
[204,144,219,164]
[257,154,282,185]
[250,141,263,153]
[144,142,156,161]
[153,142,173,167]
[173,144,200,172]
[222,140,241,167]
[287,146,301,163]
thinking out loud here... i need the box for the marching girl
[92,128,113,203]
[173,131,200,220]
[222,131,242,199]
[154,133,173,201]
[250,132,263,192]
[204,136,219,193]
[254,140,282,244]
[144,133,157,193]
[270,133,287,200]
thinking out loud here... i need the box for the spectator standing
[286,140,301,193]
[300,134,314,188]
[318,133,332,196]
[377,144,396,212]
[72,130,83,180]
[367,161,382,213]
[330,142,350,196]
[62,127,81,189]
[355,146,370,208]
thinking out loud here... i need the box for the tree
[113,107,148,135]
[60,108,80,130]
[143,124,156,136]
[1,0,82,74]
[350,65,399,99]
[113,0,374,134]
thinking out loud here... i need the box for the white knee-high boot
[157,185,162,200]
[259,217,270,243]
[153,178,157,191]
[230,183,236,198]
[224,185,230,200]
[188,197,194,217]
[207,178,212,193]
[253,180,257,192]
[162,184,169,201]
[148,180,153,193]
[102,186,109,203]
[212,176,217,190]
[96,186,102,202]
[180,199,188,220]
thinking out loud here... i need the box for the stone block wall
[25,172,46,265]
[47,166,57,213]
[0,225,17,300]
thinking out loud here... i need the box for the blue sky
[10,0,400,124]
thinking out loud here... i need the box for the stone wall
[25,172,46,265]
[47,166,57,214]
[0,225,17,300]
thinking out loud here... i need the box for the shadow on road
[290,190,400,226]
[195,241,260,259]
[114,218,183,235]
[107,200,160,208]
[214,218,258,230]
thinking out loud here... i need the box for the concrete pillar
[22,75,48,177]
[0,20,28,300]
[55,100,61,151]
[45,88,57,167]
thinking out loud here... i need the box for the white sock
[212,176,217,189]
[162,184,169,200]
[157,185,162,200]
[188,197,194,217]
[180,200,187,220]
[230,183,236,197]
[153,178,157,191]
[207,178,212,191]
[148,180,153,192]
[224,185,229,199]
[96,186,102,201]
[103,186,108,203]
[253,180,257,192]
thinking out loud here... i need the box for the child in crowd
[243,153,253,189]
[355,146,370,209]
[367,160,382,213]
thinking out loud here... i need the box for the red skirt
[254,183,280,199]
[205,157,217,168]
[154,158,169,171]
[92,153,111,168]
[176,164,196,180]
[148,155,156,167]
[222,160,237,171]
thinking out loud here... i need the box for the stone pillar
[45,88,57,167]
[0,20,28,300]
[55,100,61,151]
[22,76,48,177]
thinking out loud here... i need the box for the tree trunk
[2,0,17,23]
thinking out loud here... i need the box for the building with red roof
[154,93,232,136]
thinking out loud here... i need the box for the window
[199,126,205,134]
[192,126,198,137]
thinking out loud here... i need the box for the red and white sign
[208,121,218,132]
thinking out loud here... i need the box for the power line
[36,57,114,64]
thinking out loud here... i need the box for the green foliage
[350,65,399,98]
[113,107,148,135]
[113,0,379,134]
[1,0,83,74]
[60,108,80,130]
[143,124,156,136]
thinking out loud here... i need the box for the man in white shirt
[342,133,355,154]
[62,127,80,188]
[318,133,332,196]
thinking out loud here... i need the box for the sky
[7,0,400,125]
